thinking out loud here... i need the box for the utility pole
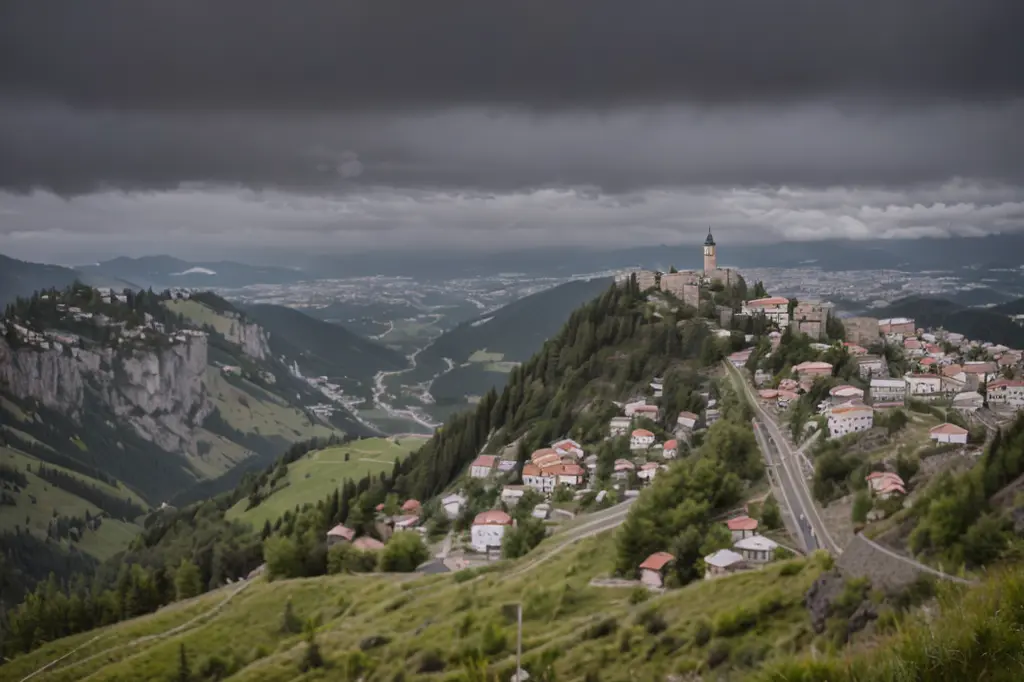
[516,601,522,679]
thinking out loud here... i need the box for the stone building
[843,317,881,346]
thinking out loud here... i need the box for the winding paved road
[726,363,843,555]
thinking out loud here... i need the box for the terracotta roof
[471,455,497,468]
[878,482,907,495]
[794,361,833,371]
[930,423,968,436]
[641,462,660,470]
[726,515,759,531]
[639,551,675,571]
[375,503,385,512]
[552,439,582,451]
[326,524,355,541]
[352,536,385,551]
[522,463,543,477]
[829,385,863,397]
[664,439,678,450]
[631,428,654,438]
[557,463,585,476]
[530,448,557,461]
[746,296,789,307]
[473,510,513,526]
[831,404,872,415]
[988,379,1024,389]
[402,499,421,512]
[866,471,904,483]
[613,458,636,470]
[634,405,659,413]
[677,411,699,421]
[963,362,998,374]
[941,364,964,377]
[920,357,936,366]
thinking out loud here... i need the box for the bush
[778,560,804,576]
[480,621,507,656]
[629,586,650,604]
[379,532,429,572]
[693,618,712,646]
[327,544,379,574]
[852,490,873,524]
[581,617,619,640]
[636,609,667,635]
[713,606,758,637]
[417,649,446,674]
[707,640,731,668]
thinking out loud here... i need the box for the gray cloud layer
[1,0,1023,258]
[3,0,1023,109]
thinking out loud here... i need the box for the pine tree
[177,643,191,682]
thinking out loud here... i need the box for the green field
[225,438,420,528]
[0,525,830,682]
[468,349,505,363]
[0,446,146,560]
[164,299,237,338]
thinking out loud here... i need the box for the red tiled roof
[865,471,903,483]
[352,536,385,551]
[641,462,660,470]
[664,439,678,450]
[988,379,1024,389]
[746,296,789,307]
[613,459,636,470]
[326,524,355,541]
[963,362,998,374]
[941,364,964,377]
[402,499,421,512]
[920,357,936,366]
[471,455,497,468]
[878,482,907,495]
[522,463,542,477]
[639,551,675,571]
[930,423,968,436]
[631,428,654,438]
[473,510,513,526]
[726,516,759,531]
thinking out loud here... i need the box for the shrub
[707,640,731,668]
[733,640,767,667]
[778,560,804,576]
[416,649,446,674]
[692,618,712,646]
[480,621,507,656]
[628,586,650,604]
[581,617,619,640]
[713,606,758,637]
[379,531,429,572]
[635,609,668,635]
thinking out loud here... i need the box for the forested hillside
[242,303,406,396]
[417,277,614,402]
[0,254,79,306]
[882,295,1024,348]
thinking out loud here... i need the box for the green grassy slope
[0,528,829,682]
[225,438,418,528]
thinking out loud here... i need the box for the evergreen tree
[173,558,202,601]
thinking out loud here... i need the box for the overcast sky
[2,0,1023,263]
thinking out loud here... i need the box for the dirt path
[18,581,253,682]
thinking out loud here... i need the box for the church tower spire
[703,227,717,275]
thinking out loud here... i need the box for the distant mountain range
[0,254,79,306]
[882,295,1024,348]
[77,255,305,290]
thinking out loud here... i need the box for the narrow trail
[855,534,977,585]
[18,581,253,682]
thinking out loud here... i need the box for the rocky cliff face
[224,314,270,360]
[0,335,212,453]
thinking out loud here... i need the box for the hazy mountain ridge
[882,294,1024,347]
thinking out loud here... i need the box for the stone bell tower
[703,227,717,276]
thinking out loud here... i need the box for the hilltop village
[319,231,1024,580]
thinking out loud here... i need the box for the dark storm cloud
[3,102,1024,195]
[2,0,1023,109]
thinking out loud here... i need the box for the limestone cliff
[0,335,212,454]
[223,313,270,360]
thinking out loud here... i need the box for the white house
[630,428,656,450]
[929,423,969,444]
[676,411,699,431]
[829,385,865,404]
[637,462,660,483]
[442,494,467,519]
[827,403,874,438]
[500,486,526,506]
[742,296,791,328]
[905,374,942,397]
[794,361,834,381]
[823,401,872,438]
[555,463,586,487]
[734,534,779,563]
[638,552,675,588]
[726,516,759,542]
[470,510,514,553]
[612,459,636,480]
[987,379,1024,408]
[469,455,498,479]
[870,378,905,407]
[609,416,632,437]
[704,549,746,579]
[663,439,678,459]
[522,464,556,493]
